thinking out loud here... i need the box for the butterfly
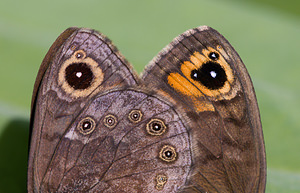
[28,26,266,192]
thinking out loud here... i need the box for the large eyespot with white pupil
[65,62,94,90]
[146,119,167,136]
[58,50,104,98]
[159,145,177,162]
[191,61,227,90]
[128,109,143,123]
[77,117,96,135]
[103,114,117,129]
[155,174,168,190]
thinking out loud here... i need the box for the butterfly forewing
[28,28,140,192]
[142,26,266,192]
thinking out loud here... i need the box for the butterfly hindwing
[142,26,266,192]
[38,88,191,192]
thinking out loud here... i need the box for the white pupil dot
[193,72,198,78]
[76,72,82,78]
[211,53,216,58]
[210,71,217,78]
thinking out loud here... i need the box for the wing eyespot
[128,109,143,123]
[146,119,167,136]
[103,114,118,129]
[208,51,219,60]
[70,44,77,51]
[74,50,86,59]
[77,117,96,135]
[159,145,177,162]
[58,49,104,98]
[155,174,168,190]
[190,61,227,90]
[65,62,94,90]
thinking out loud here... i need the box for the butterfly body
[28,26,266,192]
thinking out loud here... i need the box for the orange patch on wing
[167,46,238,112]
[168,72,200,97]
[190,52,205,68]
[180,58,215,98]
[167,72,214,112]
[177,49,235,100]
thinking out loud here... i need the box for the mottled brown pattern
[143,26,266,192]
[29,26,266,192]
[39,89,191,192]
[28,28,140,192]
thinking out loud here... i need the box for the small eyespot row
[128,109,143,123]
[146,119,167,136]
[103,114,117,129]
[159,145,177,162]
[155,174,168,190]
[77,117,96,135]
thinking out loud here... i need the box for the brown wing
[37,88,192,192]
[28,28,140,192]
[142,26,266,193]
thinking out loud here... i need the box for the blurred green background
[0,0,299,192]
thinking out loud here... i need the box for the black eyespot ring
[65,62,94,90]
[159,145,177,162]
[190,61,227,90]
[146,119,167,136]
[77,117,96,135]
[208,52,219,60]
[103,114,117,129]
[128,109,143,123]
[155,174,168,190]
